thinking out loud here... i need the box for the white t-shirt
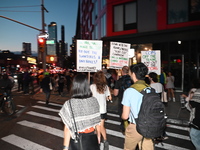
[150,82,163,93]
[90,84,110,114]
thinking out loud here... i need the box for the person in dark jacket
[41,72,52,105]
[0,74,13,96]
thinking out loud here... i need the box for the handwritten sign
[77,40,102,72]
[109,42,130,69]
[141,50,161,75]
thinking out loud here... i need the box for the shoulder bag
[69,100,100,150]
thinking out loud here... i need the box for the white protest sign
[77,40,102,72]
[109,42,130,69]
[141,50,161,75]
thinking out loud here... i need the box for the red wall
[106,0,200,37]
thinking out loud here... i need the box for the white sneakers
[168,97,176,102]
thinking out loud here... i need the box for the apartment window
[94,25,98,39]
[101,14,106,37]
[92,0,98,24]
[168,0,188,24]
[101,0,106,10]
[114,2,137,32]
[190,0,200,20]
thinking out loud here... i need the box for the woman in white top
[90,71,111,150]
[166,72,175,102]
[148,72,163,98]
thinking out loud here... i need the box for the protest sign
[141,50,161,75]
[109,42,130,69]
[77,40,102,72]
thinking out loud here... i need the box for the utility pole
[41,0,48,71]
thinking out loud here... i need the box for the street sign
[38,33,49,39]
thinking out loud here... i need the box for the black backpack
[135,87,167,139]
[121,75,132,91]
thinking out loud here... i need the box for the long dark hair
[93,71,107,94]
[71,73,92,98]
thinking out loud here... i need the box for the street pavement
[0,84,195,150]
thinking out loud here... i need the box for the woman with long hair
[90,71,111,150]
[166,71,175,102]
[59,73,101,150]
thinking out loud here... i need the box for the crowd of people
[2,64,198,150]
[58,63,199,150]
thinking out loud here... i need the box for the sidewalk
[32,90,190,125]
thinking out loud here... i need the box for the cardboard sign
[109,42,130,69]
[77,40,102,72]
[141,50,161,75]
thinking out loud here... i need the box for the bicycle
[0,87,16,115]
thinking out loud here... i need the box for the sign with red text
[77,40,102,72]
[109,42,130,69]
[141,50,161,75]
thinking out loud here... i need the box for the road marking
[155,142,190,150]
[165,132,190,141]
[17,120,63,137]
[166,124,189,131]
[17,120,122,150]
[32,105,60,112]
[37,101,63,107]
[1,134,52,150]
[26,111,61,121]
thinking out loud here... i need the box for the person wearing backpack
[121,63,154,150]
[114,66,133,134]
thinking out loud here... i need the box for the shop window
[114,2,137,32]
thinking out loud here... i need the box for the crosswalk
[1,101,195,150]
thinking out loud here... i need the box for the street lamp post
[41,0,48,71]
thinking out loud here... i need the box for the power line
[0,10,40,12]
[0,5,40,8]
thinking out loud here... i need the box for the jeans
[190,127,200,150]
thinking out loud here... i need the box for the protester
[23,69,31,95]
[59,73,101,150]
[166,71,175,102]
[58,72,65,96]
[121,63,154,150]
[181,78,200,150]
[113,66,133,134]
[17,71,24,92]
[40,72,52,105]
[65,71,72,93]
[90,71,111,150]
[148,72,163,98]
[0,74,13,96]
[158,67,167,88]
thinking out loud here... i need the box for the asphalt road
[0,83,196,150]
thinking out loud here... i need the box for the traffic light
[38,38,45,52]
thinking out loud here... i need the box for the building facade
[47,22,57,56]
[76,0,200,91]
[22,42,31,56]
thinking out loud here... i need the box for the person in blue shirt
[121,63,154,150]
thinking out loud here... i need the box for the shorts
[101,113,107,119]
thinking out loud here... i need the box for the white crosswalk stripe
[1,101,193,150]
[2,134,52,150]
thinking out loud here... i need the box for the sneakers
[173,97,176,102]
[103,140,109,150]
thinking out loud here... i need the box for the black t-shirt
[114,75,133,102]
